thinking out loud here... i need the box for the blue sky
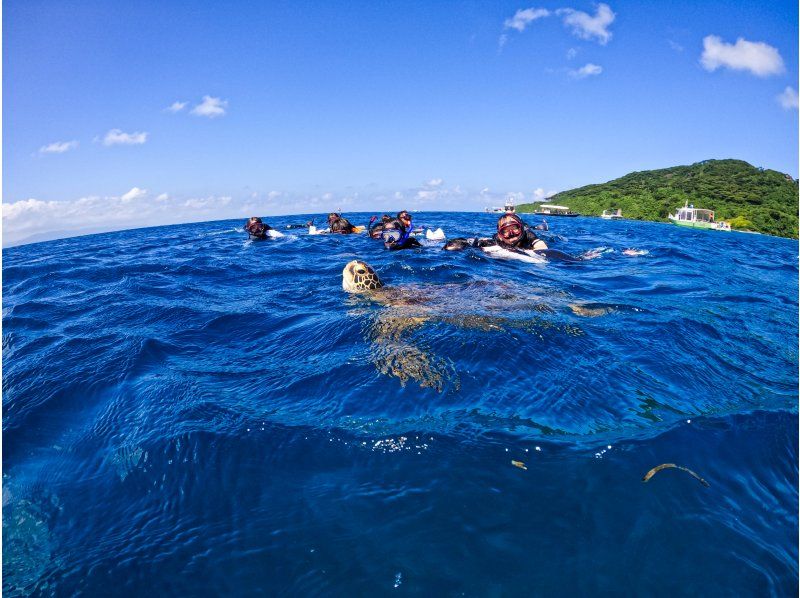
[3,0,798,244]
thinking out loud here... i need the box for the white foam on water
[622,248,649,256]
[582,246,614,260]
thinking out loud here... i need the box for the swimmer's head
[443,239,470,251]
[369,224,385,239]
[381,218,405,248]
[497,213,524,245]
[245,216,266,235]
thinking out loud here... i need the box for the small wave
[2,213,797,594]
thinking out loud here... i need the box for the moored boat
[601,208,623,219]
[668,201,731,231]
[485,200,516,213]
[533,204,580,217]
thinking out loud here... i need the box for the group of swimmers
[246,210,424,250]
[245,211,570,257]
[319,210,422,251]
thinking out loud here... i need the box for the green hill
[517,159,799,238]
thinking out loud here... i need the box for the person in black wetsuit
[244,216,272,240]
[327,213,356,234]
[381,216,422,251]
[444,213,547,251]
[444,213,578,260]
[368,214,392,239]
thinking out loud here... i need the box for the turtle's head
[342,260,383,293]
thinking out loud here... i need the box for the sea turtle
[342,260,584,391]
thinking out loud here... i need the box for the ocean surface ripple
[3,212,798,595]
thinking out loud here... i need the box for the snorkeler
[327,213,356,234]
[244,216,272,240]
[445,213,547,250]
[444,213,579,261]
[381,216,422,251]
[368,214,393,239]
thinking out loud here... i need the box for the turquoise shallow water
[3,212,798,595]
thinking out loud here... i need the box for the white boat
[601,208,623,219]
[668,201,731,231]
[533,204,580,217]
[485,200,516,213]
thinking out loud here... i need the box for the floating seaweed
[642,463,710,487]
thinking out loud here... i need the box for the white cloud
[426,178,444,187]
[2,189,241,246]
[190,96,228,118]
[102,129,148,146]
[498,33,509,49]
[121,187,147,202]
[566,47,578,60]
[778,86,799,110]
[700,35,784,77]
[166,101,188,113]
[570,63,603,78]
[504,8,551,32]
[532,187,557,201]
[3,198,54,222]
[39,140,79,154]
[557,3,615,45]
[183,196,232,209]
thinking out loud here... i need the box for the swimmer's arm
[388,238,422,250]
[534,248,582,262]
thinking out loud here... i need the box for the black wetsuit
[387,236,422,251]
[445,227,542,250]
[445,226,580,261]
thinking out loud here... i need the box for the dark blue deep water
[3,212,798,595]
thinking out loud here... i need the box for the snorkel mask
[381,228,403,246]
[497,214,524,244]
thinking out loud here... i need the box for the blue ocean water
[3,212,798,595]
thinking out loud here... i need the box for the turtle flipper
[370,341,457,393]
[366,314,458,392]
